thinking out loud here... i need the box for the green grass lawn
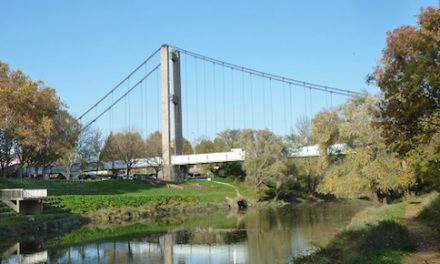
[0,178,253,213]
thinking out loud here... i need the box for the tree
[370,7,440,156]
[0,130,15,176]
[318,94,417,201]
[217,129,241,149]
[76,126,103,173]
[101,131,146,175]
[53,110,81,179]
[240,129,288,201]
[194,139,216,153]
[286,116,320,193]
[0,62,60,176]
[145,131,163,176]
[312,110,340,170]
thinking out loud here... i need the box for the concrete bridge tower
[160,44,183,182]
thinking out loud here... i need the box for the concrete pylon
[160,44,183,182]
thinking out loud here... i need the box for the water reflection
[1,241,48,264]
[1,201,368,264]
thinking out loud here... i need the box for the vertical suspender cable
[203,60,208,137]
[184,54,189,141]
[212,62,217,134]
[156,69,160,131]
[303,87,308,118]
[231,67,235,129]
[111,91,114,132]
[330,91,333,108]
[144,64,148,137]
[289,83,293,133]
[309,88,313,119]
[140,72,144,136]
[128,77,131,131]
[194,57,199,136]
[262,77,266,128]
[241,69,246,129]
[282,80,287,135]
[249,73,255,128]
[269,78,274,130]
[222,65,226,130]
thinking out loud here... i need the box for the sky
[1,0,438,140]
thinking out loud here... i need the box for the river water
[1,201,368,264]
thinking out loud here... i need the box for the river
[1,201,368,264]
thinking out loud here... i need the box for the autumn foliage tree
[101,131,146,175]
[0,62,78,177]
[371,7,440,156]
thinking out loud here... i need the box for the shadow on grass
[417,193,440,235]
[293,221,415,264]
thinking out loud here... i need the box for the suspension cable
[79,48,160,120]
[81,64,160,132]
[170,45,359,97]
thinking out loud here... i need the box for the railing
[1,189,47,200]
[23,189,47,199]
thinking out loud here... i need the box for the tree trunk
[65,164,71,180]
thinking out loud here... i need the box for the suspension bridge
[79,44,359,182]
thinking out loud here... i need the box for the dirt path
[402,202,440,264]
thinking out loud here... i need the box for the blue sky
[1,1,438,140]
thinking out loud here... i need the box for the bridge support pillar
[160,45,183,182]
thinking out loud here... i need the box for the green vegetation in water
[47,212,238,248]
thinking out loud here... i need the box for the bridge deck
[1,189,47,201]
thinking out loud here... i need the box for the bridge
[79,44,359,182]
[1,189,47,214]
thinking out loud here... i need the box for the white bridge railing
[1,189,47,200]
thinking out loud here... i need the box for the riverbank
[0,177,254,246]
[294,192,440,264]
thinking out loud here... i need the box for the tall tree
[144,131,163,176]
[312,110,340,170]
[371,7,440,156]
[0,61,74,177]
[318,94,417,201]
[101,131,146,175]
[240,129,288,201]
[75,126,103,174]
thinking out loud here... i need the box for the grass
[347,200,407,230]
[0,177,252,248]
[417,191,440,235]
[0,177,254,214]
[294,220,415,264]
[293,196,429,264]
